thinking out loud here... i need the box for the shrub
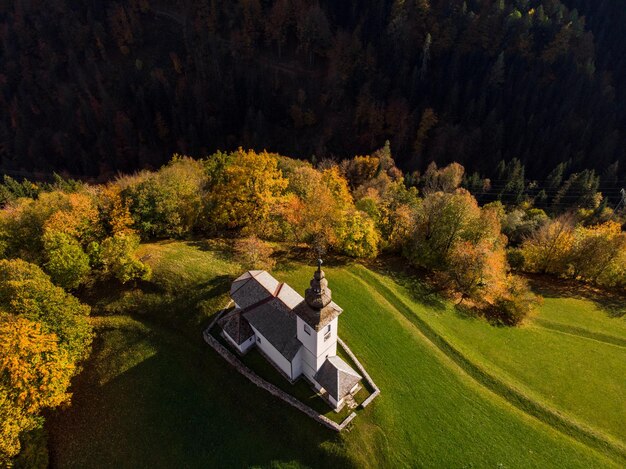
[234,236,276,271]
[489,276,541,326]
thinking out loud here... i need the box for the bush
[489,276,541,326]
[98,233,151,283]
[234,236,276,271]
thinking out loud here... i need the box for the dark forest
[1,0,625,186]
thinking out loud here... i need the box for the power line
[615,189,626,212]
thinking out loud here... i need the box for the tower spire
[305,258,332,310]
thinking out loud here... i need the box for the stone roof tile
[314,356,362,402]
[218,308,254,345]
[243,297,302,361]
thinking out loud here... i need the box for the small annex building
[218,261,362,410]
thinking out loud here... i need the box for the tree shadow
[186,239,236,263]
[524,273,626,319]
[364,255,448,312]
[46,323,356,469]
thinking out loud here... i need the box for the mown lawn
[354,265,626,449]
[46,241,624,468]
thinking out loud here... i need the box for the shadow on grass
[524,273,626,319]
[272,246,353,273]
[187,239,236,263]
[87,275,234,344]
[46,319,355,469]
[363,256,447,312]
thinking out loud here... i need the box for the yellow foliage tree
[336,210,380,258]
[569,221,626,285]
[520,216,576,275]
[207,149,288,233]
[0,314,74,461]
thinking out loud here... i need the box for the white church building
[218,260,362,410]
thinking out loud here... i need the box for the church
[218,260,362,411]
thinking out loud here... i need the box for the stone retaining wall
[203,312,356,432]
[337,337,381,408]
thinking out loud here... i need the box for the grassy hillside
[355,266,626,445]
[46,241,625,468]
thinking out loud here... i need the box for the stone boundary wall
[204,309,356,432]
[337,337,381,408]
[207,300,233,331]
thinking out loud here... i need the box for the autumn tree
[520,216,576,274]
[448,239,508,305]
[408,189,482,268]
[97,183,135,236]
[205,149,287,235]
[421,162,465,194]
[0,260,91,462]
[490,276,540,325]
[234,236,276,271]
[336,210,380,258]
[0,314,74,462]
[340,155,381,189]
[569,221,626,286]
[43,231,91,290]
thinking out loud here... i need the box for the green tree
[98,232,151,284]
[43,231,91,290]
[0,259,92,362]
[122,156,206,239]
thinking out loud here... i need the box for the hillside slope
[46,241,625,468]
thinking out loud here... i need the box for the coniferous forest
[2,2,626,467]
[1,0,625,189]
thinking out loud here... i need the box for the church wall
[296,316,339,373]
[249,325,293,379]
[313,341,337,371]
[291,348,303,379]
[300,348,318,381]
[315,317,338,356]
[296,316,318,355]
[239,335,256,353]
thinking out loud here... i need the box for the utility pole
[616,188,626,212]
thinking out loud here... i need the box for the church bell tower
[294,259,343,381]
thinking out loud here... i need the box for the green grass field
[46,241,626,468]
[353,266,626,447]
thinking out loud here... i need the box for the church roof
[243,297,302,361]
[218,308,254,345]
[314,356,362,402]
[292,300,343,331]
[230,270,280,309]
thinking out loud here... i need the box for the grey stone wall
[204,309,356,432]
[337,337,381,408]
